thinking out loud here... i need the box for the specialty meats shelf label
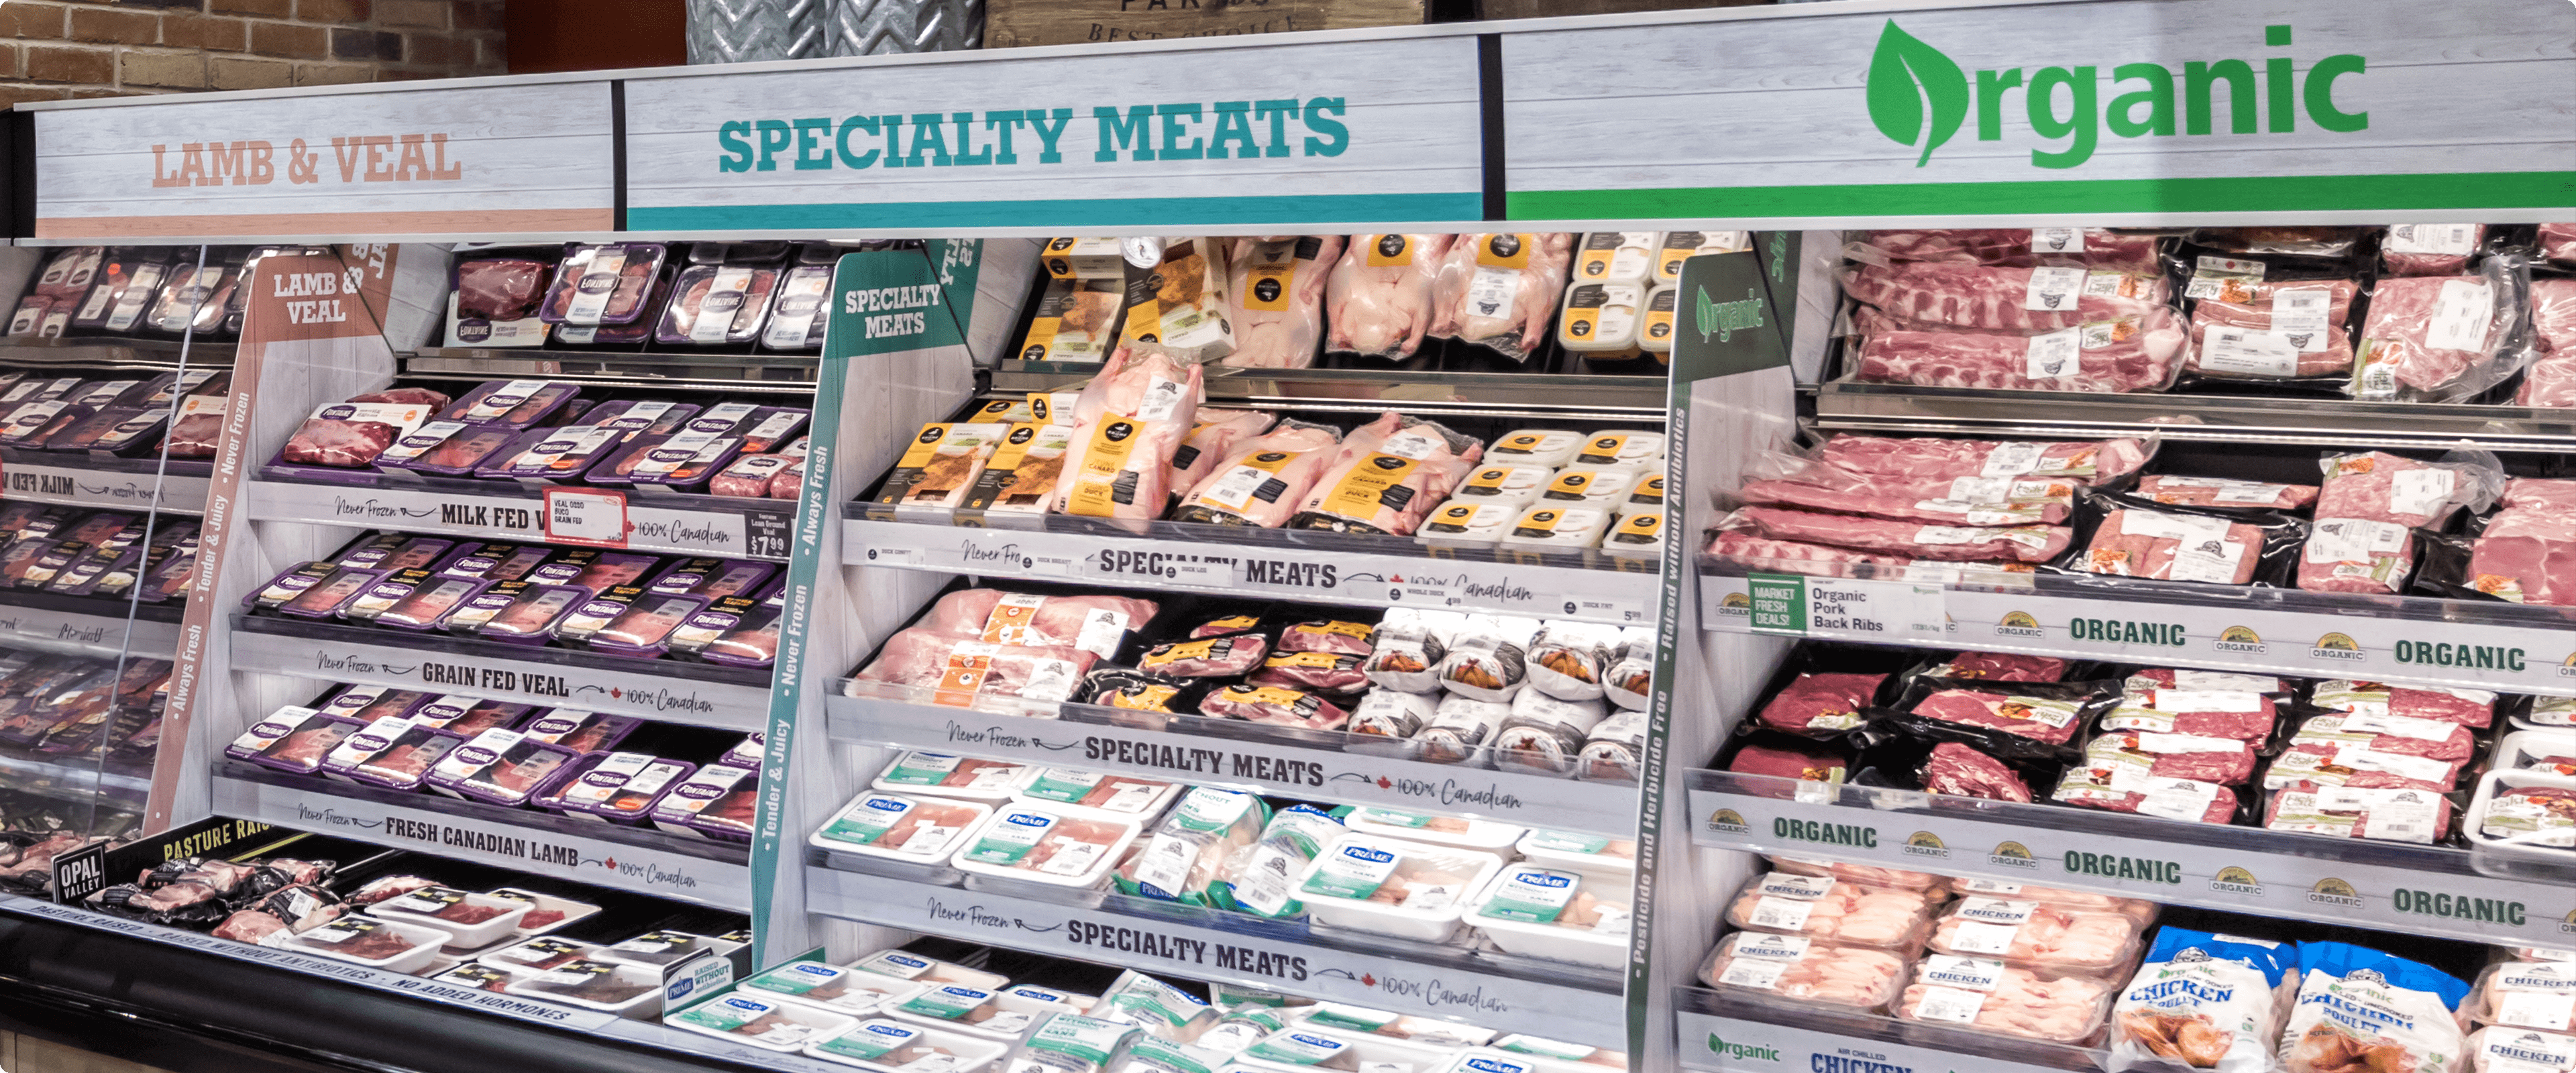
[848,518,1658,626]
[623,37,1482,232]
[825,695,1642,838]
[212,774,751,911]
[1686,775,2576,948]
[804,866,1627,1051]
[227,628,772,730]
[1706,573,2576,697]
[1676,1010,2072,1073]
[2,463,209,512]
[246,479,784,561]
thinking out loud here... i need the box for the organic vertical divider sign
[748,249,963,956]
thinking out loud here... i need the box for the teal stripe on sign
[629,192,1480,231]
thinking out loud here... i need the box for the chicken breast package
[951,805,1141,889]
[2468,961,2576,1035]
[1297,832,1503,936]
[1701,931,1909,1012]
[1725,872,1939,950]
[1209,803,1344,920]
[1112,787,1268,905]
[1430,233,1576,362]
[1290,418,1485,536]
[1900,955,2119,1044]
[918,589,1157,663]
[1927,897,2144,974]
[2282,943,2470,1073]
[1327,233,1454,359]
[1174,416,1366,527]
[1051,347,1203,520]
[1165,407,1277,500]
[1224,236,1345,369]
[2468,1027,2576,1073]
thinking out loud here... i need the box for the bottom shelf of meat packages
[837,583,1654,822]
[257,377,810,560]
[1680,854,2571,1073]
[808,749,1638,1021]
[32,825,755,1031]
[228,528,786,723]
[850,358,1668,623]
[679,933,1629,1072]
[1701,431,2576,685]
[1690,640,2576,942]
[213,681,761,903]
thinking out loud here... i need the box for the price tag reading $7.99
[544,487,629,547]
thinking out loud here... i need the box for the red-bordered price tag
[543,486,629,547]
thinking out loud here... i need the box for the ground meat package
[1436,615,1540,702]
[2112,929,2298,1073]
[2282,943,2469,1073]
[2302,451,2502,595]
[2353,257,2533,402]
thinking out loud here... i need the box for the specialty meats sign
[31,82,616,239]
[622,36,1482,231]
[1505,0,2576,223]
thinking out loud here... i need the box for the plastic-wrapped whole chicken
[1436,614,1541,703]
[1113,787,1268,906]
[1289,418,1485,536]
[1175,416,1374,527]
[1222,236,1345,369]
[1489,690,1609,776]
[916,589,1159,661]
[1164,408,1276,504]
[1051,347,1204,520]
[1525,621,1621,702]
[1927,897,2143,973]
[1210,803,1342,919]
[1364,608,1462,693]
[1700,931,1909,1011]
[1603,627,1654,710]
[1326,234,1454,360]
[1724,872,1938,948]
[2282,942,2469,1073]
[1899,955,2118,1043]
[1429,233,1577,362]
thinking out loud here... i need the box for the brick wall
[0,0,506,106]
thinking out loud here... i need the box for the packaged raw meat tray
[1723,871,1938,949]
[1699,931,1907,1012]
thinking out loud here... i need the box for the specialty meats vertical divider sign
[1504,0,2576,222]
[620,36,1483,231]
[31,82,616,239]
[148,251,393,832]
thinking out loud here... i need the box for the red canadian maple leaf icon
[1375,777,1391,789]
[1361,973,1376,987]
[604,858,617,869]
[609,687,623,699]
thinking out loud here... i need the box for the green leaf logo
[1866,20,1969,167]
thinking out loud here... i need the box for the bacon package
[1050,347,1203,520]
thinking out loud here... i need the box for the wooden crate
[984,0,1428,48]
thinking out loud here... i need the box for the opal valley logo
[1864,19,2371,169]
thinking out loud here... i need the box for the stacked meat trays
[678,937,1627,1069]
[818,751,1638,968]
[845,585,1652,782]
[867,353,1670,560]
[1024,231,1726,372]
[222,681,765,845]
[1699,856,2501,1073]
[1831,224,2569,406]
[1710,430,2576,612]
[78,829,749,1021]
[1720,642,2558,848]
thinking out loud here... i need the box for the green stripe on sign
[1510,171,2576,219]
[632,192,1481,232]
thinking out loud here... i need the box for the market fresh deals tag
[544,486,630,547]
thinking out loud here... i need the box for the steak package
[447,256,554,347]
[539,243,667,325]
[280,399,437,469]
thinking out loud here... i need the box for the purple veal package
[437,543,552,584]
[482,424,627,482]
[678,402,762,438]
[519,710,639,754]
[539,243,669,326]
[344,724,464,791]
[427,729,581,806]
[225,708,363,777]
[318,714,421,781]
[530,551,658,596]
[717,732,763,770]
[735,408,809,455]
[554,585,646,646]
[541,751,696,824]
[0,401,93,447]
[655,264,779,346]
[43,407,164,455]
[65,380,143,410]
[411,696,529,737]
[553,264,674,347]
[376,422,515,477]
[366,537,460,574]
[645,559,777,601]
[275,567,384,619]
[594,400,699,442]
[452,583,586,643]
[46,547,138,598]
[649,765,755,838]
[696,583,786,669]
[586,594,708,658]
[588,432,743,490]
[337,687,436,726]
[372,575,490,630]
[339,567,437,622]
[243,562,331,610]
[437,380,583,430]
